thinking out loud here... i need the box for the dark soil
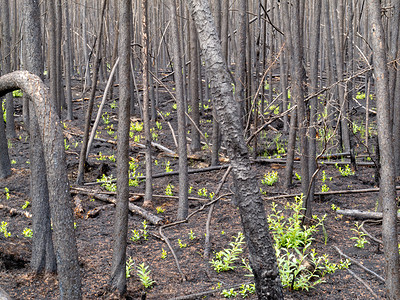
[0,81,391,299]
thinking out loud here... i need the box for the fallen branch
[77,192,163,225]
[346,268,379,299]
[0,203,32,218]
[336,209,400,220]
[265,185,400,201]
[333,246,385,283]
[360,220,383,244]
[86,204,114,218]
[252,157,375,167]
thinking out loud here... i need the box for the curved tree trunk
[185,0,284,298]
[23,0,56,274]
[0,71,82,299]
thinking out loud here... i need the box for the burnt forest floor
[0,78,393,299]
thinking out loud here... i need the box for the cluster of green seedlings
[261,133,286,159]
[97,159,142,192]
[0,221,32,238]
[208,195,349,297]
[64,139,79,151]
[335,163,355,177]
[320,170,333,193]
[350,222,369,249]
[130,220,149,242]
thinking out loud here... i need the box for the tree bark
[0,71,82,299]
[142,0,154,207]
[185,0,284,298]
[23,0,57,274]
[170,0,189,220]
[110,0,131,294]
[368,1,400,298]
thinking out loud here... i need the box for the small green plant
[261,171,279,186]
[221,288,238,298]
[161,248,167,259]
[22,227,33,238]
[197,187,208,197]
[0,221,11,238]
[331,203,340,211]
[172,103,177,110]
[102,112,110,125]
[239,283,256,297]
[210,232,245,272]
[11,159,16,164]
[294,172,301,181]
[21,201,30,210]
[321,184,330,193]
[142,220,148,240]
[188,186,193,194]
[136,263,155,288]
[131,121,144,132]
[126,256,135,278]
[97,174,117,192]
[156,121,162,130]
[4,187,10,200]
[336,164,355,177]
[165,161,173,173]
[350,222,369,248]
[178,239,187,248]
[156,206,165,214]
[12,90,23,98]
[165,184,174,196]
[2,99,6,122]
[188,230,196,240]
[110,100,117,109]
[130,229,141,242]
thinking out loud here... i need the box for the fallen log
[336,209,400,220]
[83,192,163,225]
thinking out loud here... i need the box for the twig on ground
[333,246,385,283]
[167,282,253,300]
[360,220,383,245]
[346,268,379,299]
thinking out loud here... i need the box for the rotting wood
[86,204,114,219]
[74,195,84,218]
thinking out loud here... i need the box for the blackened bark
[64,0,74,120]
[142,0,154,207]
[0,71,82,299]
[0,117,11,179]
[186,0,284,298]
[368,1,400,298]
[2,0,15,138]
[170,0,189,220]
[23,0,56,274]
[110,0,131,294]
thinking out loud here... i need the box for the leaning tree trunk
[185,0,284,298]
[110,0,131,295]
[368,1,400,299]
[0,71,82,299]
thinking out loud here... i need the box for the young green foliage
[210,232,245,272]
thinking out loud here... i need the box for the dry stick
[85,57,120,160]
[346,268,379,299]
[71,185,211,202]
[360,220,383,245]
[167,282,253,300]
[157,110,178,148]
[204,166,232,259]
[159,193,233,282]
[333,246,385,283]
[265,185,400,201]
